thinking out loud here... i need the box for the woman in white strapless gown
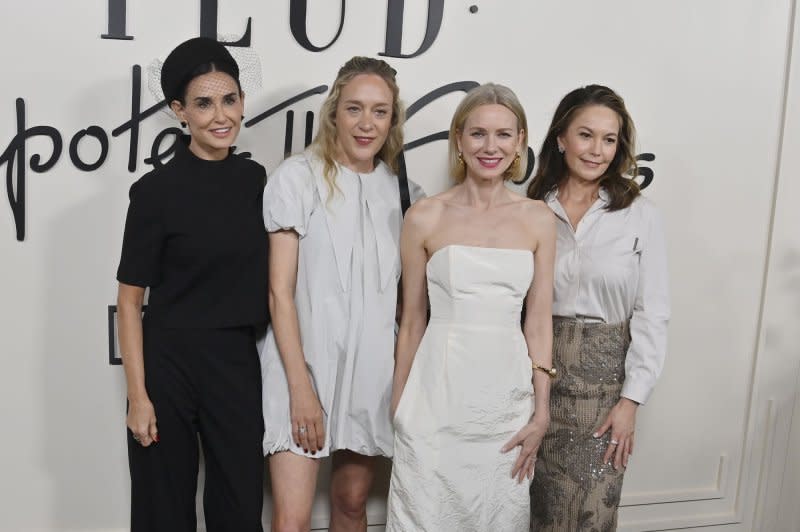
[387,84,557,531]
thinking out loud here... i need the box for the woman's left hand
[501,413,549,483]
[594,397,639,470]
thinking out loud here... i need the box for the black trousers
[128,325,264,532]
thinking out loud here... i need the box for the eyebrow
[342,99,391,107]
[577,125,617,136]
[467,126,514,132]
[192,92,238,102]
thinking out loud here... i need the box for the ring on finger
[610,439,619,445]
[298,426,307,435]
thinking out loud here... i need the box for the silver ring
[610,439,619,445]
[133,434,141,441]
[298,426,307,435]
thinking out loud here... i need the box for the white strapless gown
[386,245,535,532]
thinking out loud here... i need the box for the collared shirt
[546,188,670,404]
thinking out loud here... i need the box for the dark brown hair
[527,84,639,211]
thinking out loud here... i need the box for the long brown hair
[311,56,405,197]
[527,84,639,211]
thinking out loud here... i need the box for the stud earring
[180,121,187,128]
[557,144,564,154]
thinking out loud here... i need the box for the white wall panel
[1,1,798,530]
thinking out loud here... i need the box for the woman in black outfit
[116,37,268,532]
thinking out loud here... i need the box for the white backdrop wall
[1,1,799,531]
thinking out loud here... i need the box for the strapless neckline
[427,244,533,264]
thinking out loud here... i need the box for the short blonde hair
[448,83,529,183]
[311,56,405,197]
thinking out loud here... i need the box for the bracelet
[532,362,557,378]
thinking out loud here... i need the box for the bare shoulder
[405,195,446,226]
[515,196,556,226]
[406,194,445,224]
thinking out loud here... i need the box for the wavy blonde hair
[448,83,529,183]
[311,56,405,197]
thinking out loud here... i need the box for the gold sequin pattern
[530,318,630,532]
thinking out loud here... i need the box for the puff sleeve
[262,157,315,236]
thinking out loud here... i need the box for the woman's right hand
[501,412,550,483]
[127,397,158,447]
[290,384,325,453]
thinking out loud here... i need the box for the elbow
[117,287,144,315]
[268,286,294,317]
[409,318,427,340]
[523,312,552,338]
[399,313,427,343]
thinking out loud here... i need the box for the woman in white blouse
[527,85,669,531]
[259,57,423,531]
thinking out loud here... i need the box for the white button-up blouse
[546,188,670,404]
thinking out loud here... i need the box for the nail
[154,434,160,443]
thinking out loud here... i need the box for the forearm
[117,299,148,402]
[621,313,669,404]
[392,318,426,399]
[525,312,553,367]
[269,292,312,391]
[531,371,551,421]
[525,313,553,420]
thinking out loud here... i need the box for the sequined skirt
[530,317,630,532]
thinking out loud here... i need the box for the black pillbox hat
[160,37,239,103]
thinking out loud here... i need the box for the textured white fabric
[259,151,424,458]
[545,189,670,404]
[387,245,534,531]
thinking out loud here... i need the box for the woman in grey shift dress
[259,57,423,531]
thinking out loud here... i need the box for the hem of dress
[264,440,393,459]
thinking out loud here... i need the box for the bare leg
[329,450,378,532]
[269,451,320,532]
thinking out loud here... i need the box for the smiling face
[170,70,244,161]
[333,73,394,173]
[558,104,621,184]
[456,103,524,182]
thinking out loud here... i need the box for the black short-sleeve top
[117,136,269,329]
